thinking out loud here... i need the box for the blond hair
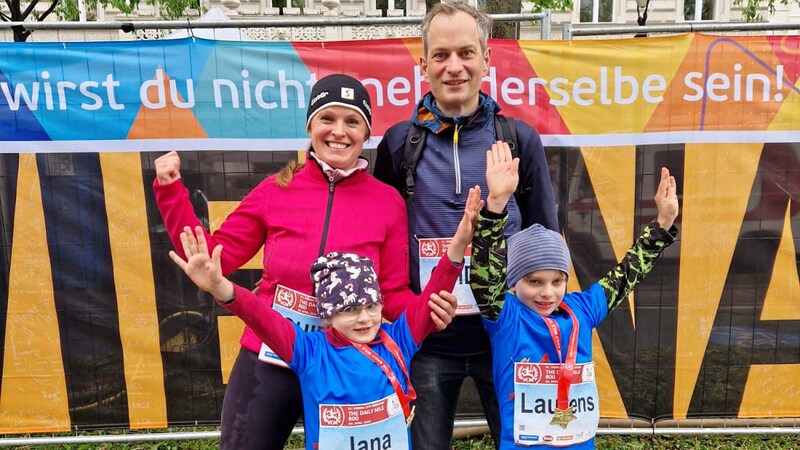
[276,155,306,187]
[421,2,492,56]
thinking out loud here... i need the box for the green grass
[4,430,800,449]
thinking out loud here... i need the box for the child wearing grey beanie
[469,142,680,449]
[506,224,571,289]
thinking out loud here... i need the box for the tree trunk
[13,25,32,42]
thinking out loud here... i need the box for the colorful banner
[0,33,798,433]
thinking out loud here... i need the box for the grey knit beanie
[507,224,571,289]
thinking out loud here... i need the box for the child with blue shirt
[471,142,679,449]
[169,187,483,450]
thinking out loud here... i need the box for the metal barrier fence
[0,12,551,41]
[3,418,800,446]
[562,20,800,39]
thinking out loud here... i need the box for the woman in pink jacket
[153,74,456,449]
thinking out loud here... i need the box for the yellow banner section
[740,364,800,417]
[581,146,637,324]
[738,207,800,417]
[674,143,763,419]
[100,153,167,429]
[761,205,800,320]
[0,154,70,433]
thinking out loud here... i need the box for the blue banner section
[0,38,313,142]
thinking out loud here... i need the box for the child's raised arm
[655,167,679,230]
[407,187,482,343]
[470,142,520,321]
[169,226,297,362]
[599,167,680,313]
[447,185,483,263]
[169,226,234,301]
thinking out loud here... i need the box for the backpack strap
[400,123,427,201]
[494,114,518,159]
[494,114,529,200]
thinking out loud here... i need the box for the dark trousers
[409,349,501,450]
[220,348,303,450]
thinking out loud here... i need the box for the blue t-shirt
[289,314,419,450]
[484,283,608,449]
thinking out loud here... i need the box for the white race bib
[317,394,409,450]
[513,362,599,446]
[258,284,321,367]
[418,238,477,316]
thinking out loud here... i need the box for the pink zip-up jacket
[153,156,417,356]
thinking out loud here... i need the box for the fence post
[540,9,551,39]
[562,22,572,40]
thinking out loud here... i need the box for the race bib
[418,238,477,316]
[258,284,321,368]
[513,362,599,446]
[317,394,409,450]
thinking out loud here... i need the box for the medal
[406,405,416,428]
[543,303,581,430]
[550,406,577,429]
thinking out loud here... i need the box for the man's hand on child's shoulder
[655,167,679,230]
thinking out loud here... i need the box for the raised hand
[485,141,520,213]
[169,226,234,301]
[655,167,679,230]
[154,151,182,185]
[429,291,458,331]
[448,186,484,263]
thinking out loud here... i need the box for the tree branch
[10,0,21,20]
[38,0,60,21]
[22,0,40,19]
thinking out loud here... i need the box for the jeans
[410,349,501,450]
[220,348,303,450]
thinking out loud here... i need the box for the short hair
[421,1,492,56]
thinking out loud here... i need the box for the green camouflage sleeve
[470,210,509,321]
[599,220,677,313]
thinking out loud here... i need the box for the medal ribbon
[542,303,580,411]
[352,330,417,422]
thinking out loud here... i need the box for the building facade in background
[1,0,799,42]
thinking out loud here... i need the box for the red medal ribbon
[352,330,417,422]
[542,303,580,411]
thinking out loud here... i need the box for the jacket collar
[309,150,368,182]
[306,150,368,184]
[411,91,501,134]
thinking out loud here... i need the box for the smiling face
[328,303,383,344]
[308,105,369,170]
[513,269,568,317]
[421,11,490,118]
